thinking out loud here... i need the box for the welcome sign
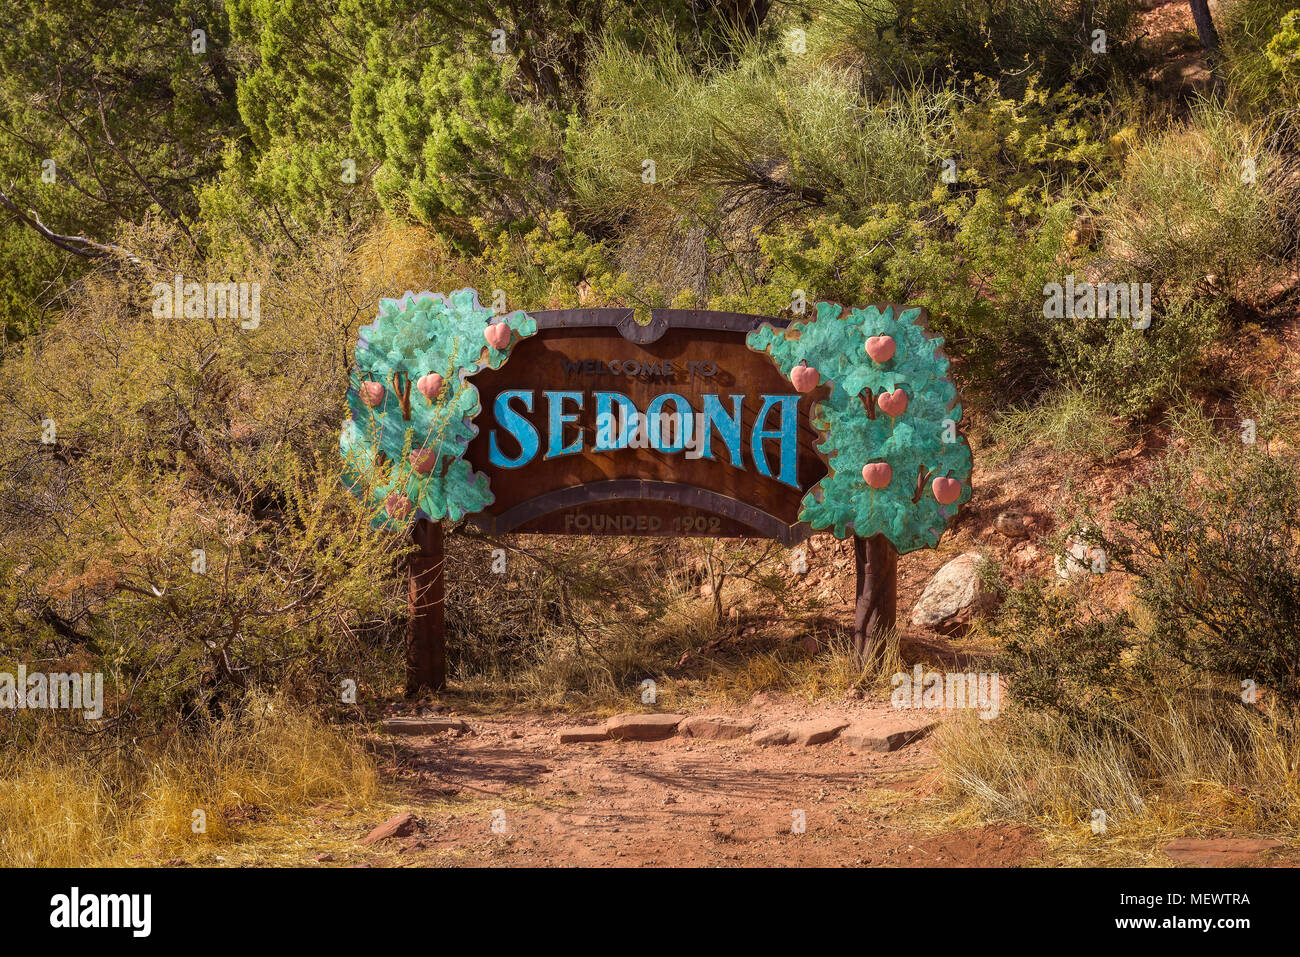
[464,310,826,543]
[341,289,973,690]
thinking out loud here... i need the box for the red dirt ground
[360,699,1045,867]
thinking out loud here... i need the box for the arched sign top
[524,307,796,345]
[339,290,972,555]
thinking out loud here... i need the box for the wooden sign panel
[463,309,827,543]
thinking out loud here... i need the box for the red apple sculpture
[865,335,896,363]
[862,462,892,489]
[416,372,444,403]
[484,323,512,351]
[409,448,437,474]
[358,381,386,408]
[790,363,820,393]
[932,477,963,505]
[877,388,909,418]
[385,492,413,518]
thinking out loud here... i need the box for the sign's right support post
[853,533,897,664]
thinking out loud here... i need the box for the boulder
[910,553,996,634]
[604,713,684,741]
[678,715,756,740]
[841,715,937,752]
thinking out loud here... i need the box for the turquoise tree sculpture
[340,288,537,528]
[748,302,973,657]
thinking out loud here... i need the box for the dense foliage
[2,0,1298,737]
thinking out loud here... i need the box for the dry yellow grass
[0,693,380,867]
[931,694,1300,865]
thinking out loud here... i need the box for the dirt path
[360,698,1045,867]
[1138,0,1214,99]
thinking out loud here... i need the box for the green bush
[1099,443,1300,718]
[0,229,409,729]
[804,0,1144,96]
[567,29,945,294]
[1221,0,1300,111]
[1043,292,1221,420]
[1102,105,1283,302]
[993,437,1300,726]
[991,577,1141,728]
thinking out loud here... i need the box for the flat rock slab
[360,812,418,845]
[841,715,938,752]
[382,717,467,736]
[678,715,757,740]
[605,713,684,741]
[752,726,792,747]
[790,718,850,746]
[1163,838,1285,867]
[556,726,610,744]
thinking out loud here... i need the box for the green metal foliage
[340,288,537,528]
[747,302,972,553]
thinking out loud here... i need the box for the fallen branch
[0,183,142,263]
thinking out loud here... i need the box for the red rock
[1163,838,1284,867]
[790,718,850,746]
[604,713,684,741]
[381,717,467,735]
[360,812,418,845]
[678,715,756,740]
[752,726,792,746]
[994,509,1033,539]
[556,726,610,744]
[841,715,937,752]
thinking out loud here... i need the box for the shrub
[1221,0,1300,112]
[0,224,413,731]
[1265,10,1300,88]
[991,435,1300,727]
[1042,292,1222,420]
[567,29,944,295]
[1102,104,1285,301]
[804,0,1144,97]
[1099,443,1300,718]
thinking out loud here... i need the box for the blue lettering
[699,394,743,467]
[489,390,539,467]
[751,394,800,488]
[545,390,584,459]
[594,392,637,450]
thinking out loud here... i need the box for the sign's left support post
[406,518,446,694]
